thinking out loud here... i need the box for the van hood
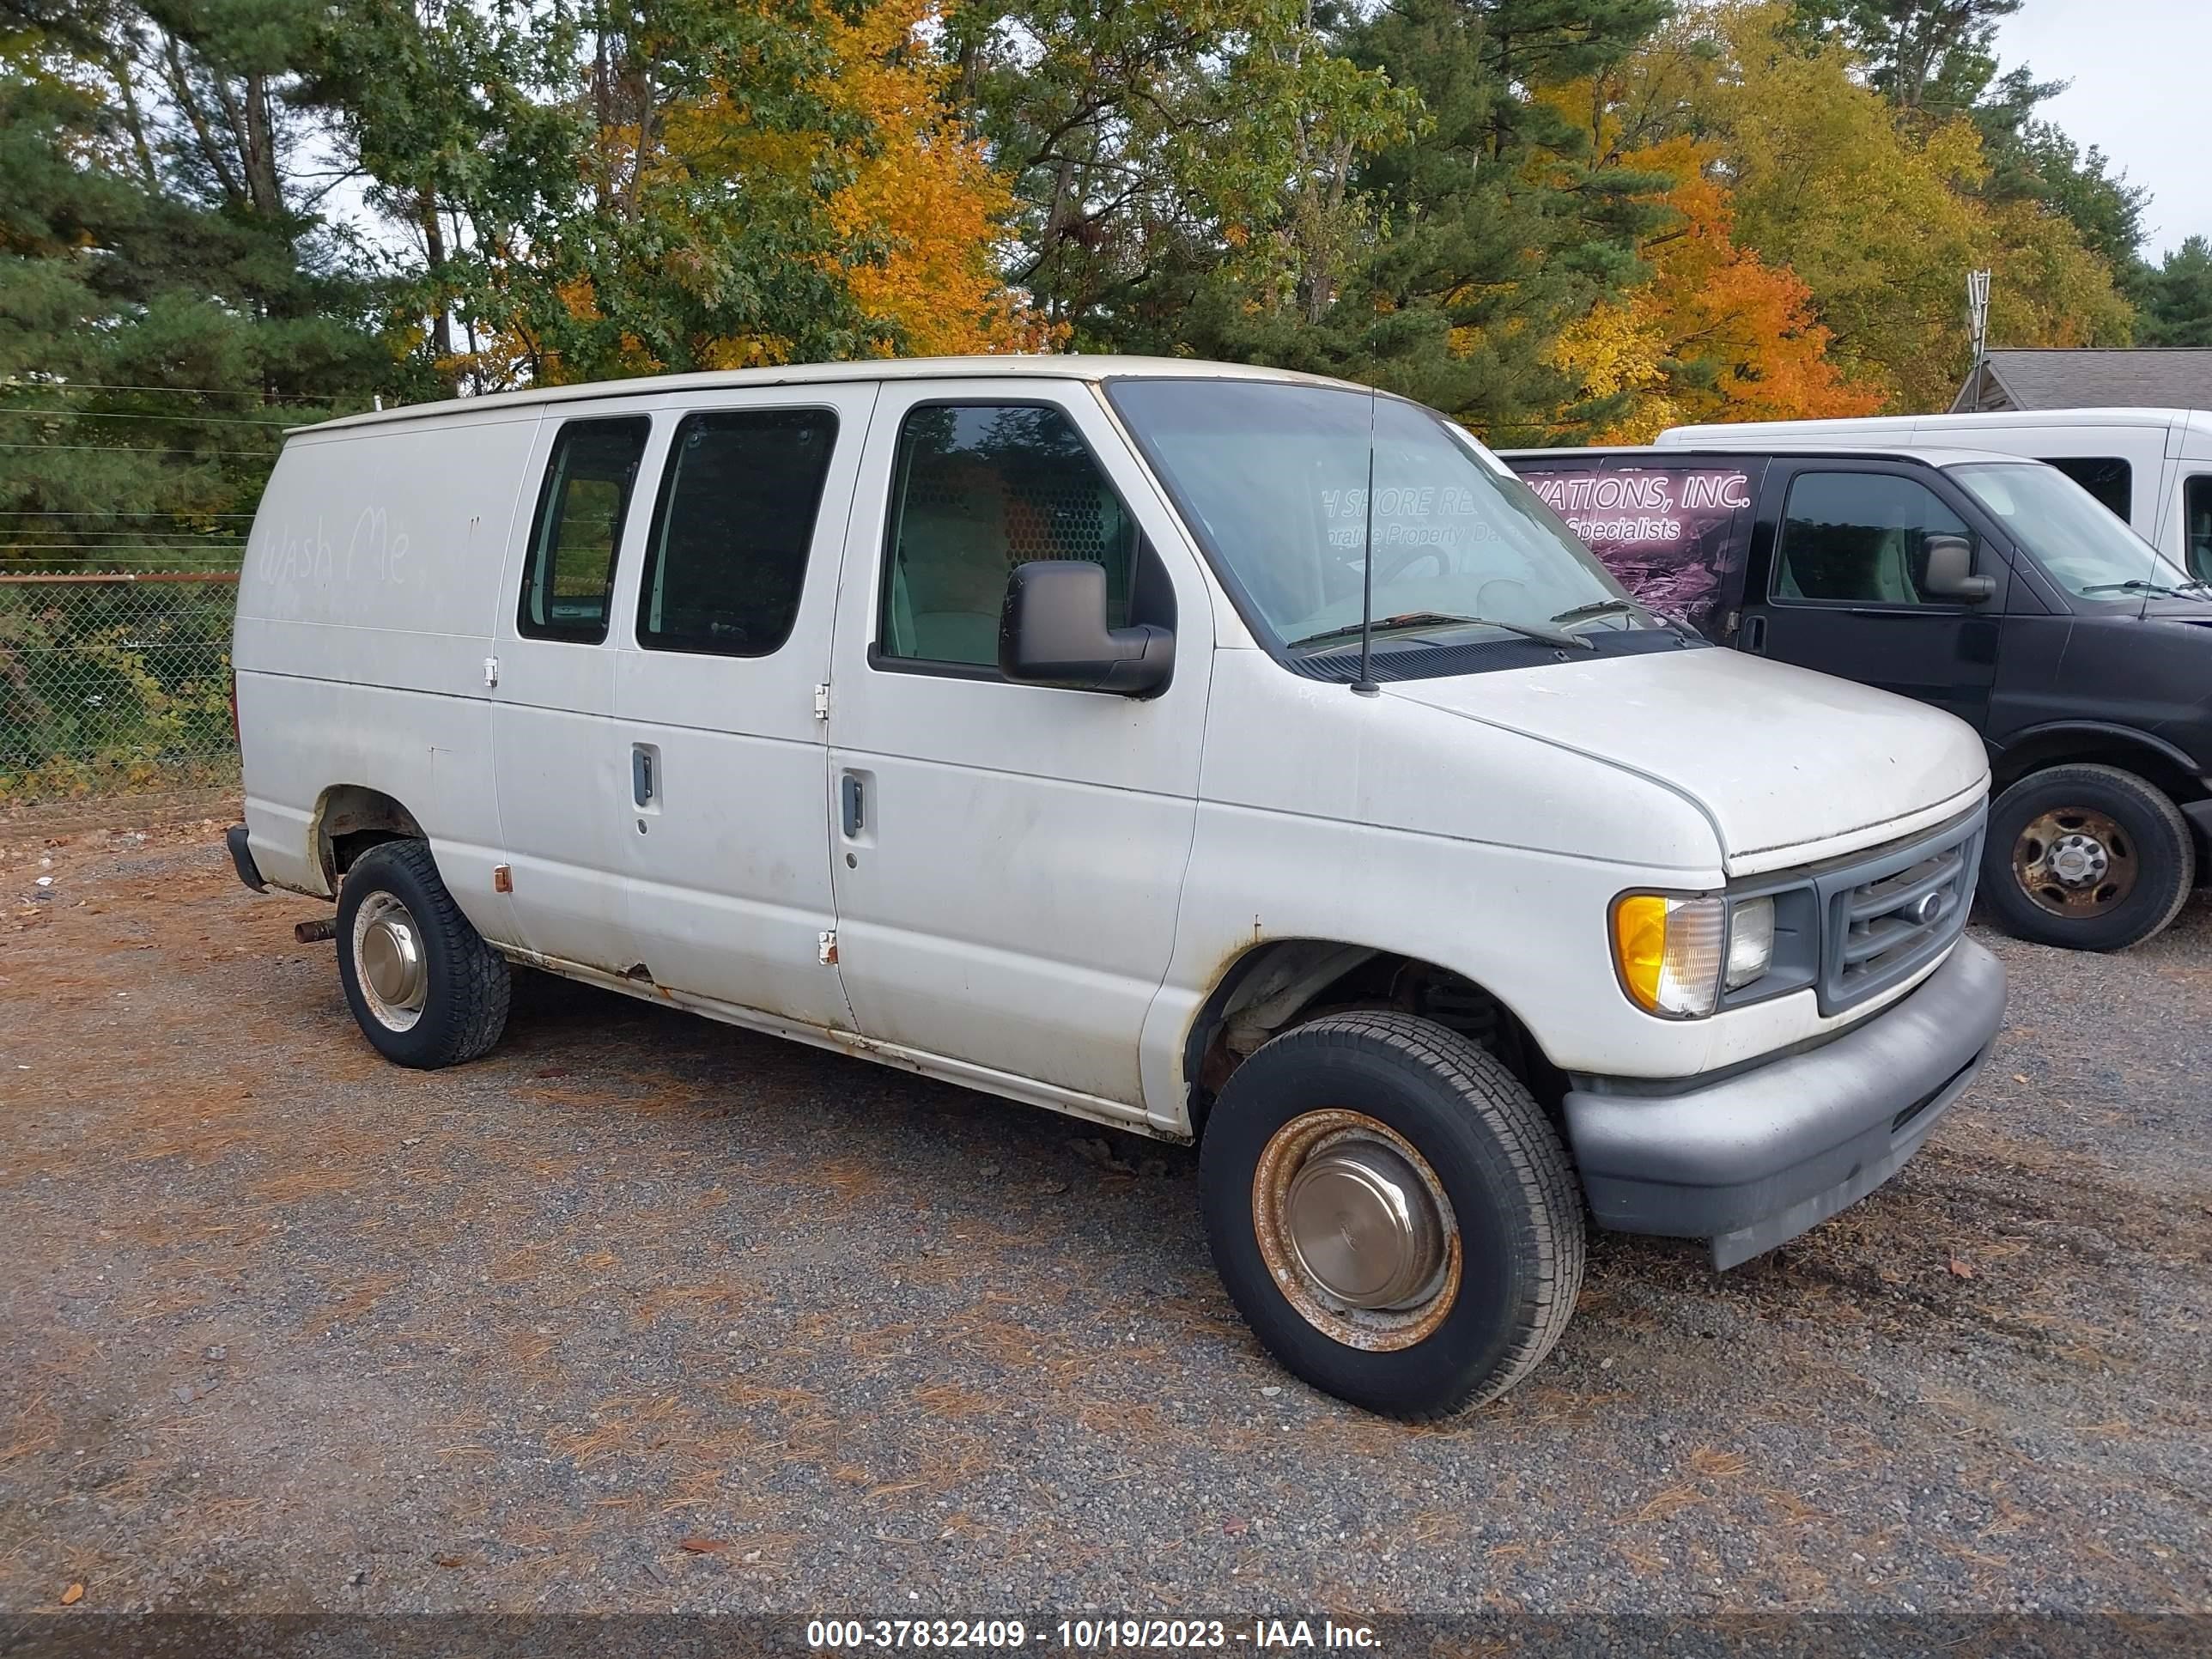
[1382,645,1988,873]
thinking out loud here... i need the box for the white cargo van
[227,357,2007,1417]
[1658,408,2212,580]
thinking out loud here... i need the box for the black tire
[1199,1012,1583,1419]
[335,839,510,1068]
[1981,764,2194,951]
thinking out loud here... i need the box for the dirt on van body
[2,797,2208,1629]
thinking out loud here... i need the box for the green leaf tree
[0,3,391,548]
[1793,1,2150,290]
[2137,237,2212,348]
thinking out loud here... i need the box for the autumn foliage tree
[6,0,2172,456]
[818,0,1054,356]
[313,0,1047,389]
[1583,3,2131,415]
[528,0,1054,380]
[1549,134,1883,439]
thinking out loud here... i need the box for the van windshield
[1950,462,2200,601]
[1107,379,1652,661]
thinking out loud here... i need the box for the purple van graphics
[1524,467,1754,638]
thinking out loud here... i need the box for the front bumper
[1562,939,2007,1268]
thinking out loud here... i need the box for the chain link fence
[0,572,240,804]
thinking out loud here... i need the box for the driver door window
[879,404,1138,670]
[1772,472,1973,607]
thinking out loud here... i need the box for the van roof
[293,355,1356,437]
[1657,407,2212,443]
[1497,443,2044,470]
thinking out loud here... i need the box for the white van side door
[823,380,1216,1113]
[490,403,662,971]
[611,384,877,1030]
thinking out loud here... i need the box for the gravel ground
[2,800,2208,1626]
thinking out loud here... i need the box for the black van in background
[1498,445,2212,951]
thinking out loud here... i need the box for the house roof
[1954,349,2212,413]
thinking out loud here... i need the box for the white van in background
[226,356,2007,1418]
[1658,408,2212,581]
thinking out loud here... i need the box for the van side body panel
[1510,453,1765,642]
[234,411,541,941]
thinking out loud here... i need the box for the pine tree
[1327,0,1673,436]
[1794,0,2023,118]
[2137,238,2212,348]
[0,6,391,547]
[966,0,1668,434]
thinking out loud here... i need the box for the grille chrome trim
[1813,808,1985,1017]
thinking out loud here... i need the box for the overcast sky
[1996,1,2205,259]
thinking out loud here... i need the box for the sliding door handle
[840,773,865,838]
[632,745,656,807]
[1741,614,1768,654]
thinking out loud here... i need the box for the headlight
[1612,892,1777,1018]
[1725,896,1776,991]
[1611,894,1725,1018]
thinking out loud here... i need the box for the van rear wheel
[336,840,511,1067]
[1982,765,2193,951]
[1199,1012,1583,1419]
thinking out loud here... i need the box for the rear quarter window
[520,417,652,642]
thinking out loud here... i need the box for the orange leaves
[473,2,1051,380]
[818,2,1056,356]
[1552,131,1881,440]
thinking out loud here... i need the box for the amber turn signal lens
[1610,893,1725,1018]
[1613,894,1670,1013]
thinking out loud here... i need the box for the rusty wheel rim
[1252,1109,1460,1352]
[2012,806,2136,918]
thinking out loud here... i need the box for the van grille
[1815,811,1984,1016]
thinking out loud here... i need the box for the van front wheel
[335,840,511,1067]
[1983,764,2194,951]
[1199,1012,1583,1419]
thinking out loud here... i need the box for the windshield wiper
[1291,611,1593,653]
[2081,579,2189,597]
[1549,599,1644,624]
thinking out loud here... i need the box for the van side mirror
[1000,561,1175,696]
[1923,534,1995,603]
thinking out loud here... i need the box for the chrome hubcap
[353,892,427,1030]
[2047,834,2107,886]
[1253,1110,1461,1352]
[2014,807,2136,917]
[1285,1142,1443,1310]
